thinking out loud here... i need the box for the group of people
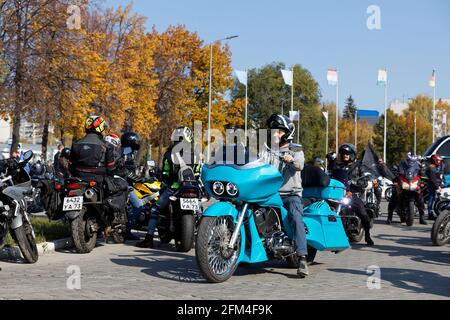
[32,113,446,281]
[386,152,445,225]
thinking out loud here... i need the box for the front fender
[11,212,23,230]
[202,201,239,222]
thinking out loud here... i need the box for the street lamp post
[207,35,239,162]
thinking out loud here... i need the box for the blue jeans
[147,188,175,235]
[428,184,437,215]
[282,195,307,256]
[127,191,144,229]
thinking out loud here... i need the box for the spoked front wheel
[195,216,241,283]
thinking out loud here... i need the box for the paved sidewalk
[1,203,449,300]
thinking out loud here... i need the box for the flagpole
[245,72,248,147]
[336,70,339,152]
[383,68,388,163]
[433,69,436,143]
[291,68,294,112]
[325,114,329,169]
[297,109,300,144]
[414,111,417,155]
[355,109,358,152]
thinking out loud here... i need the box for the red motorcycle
[397,172,422,226]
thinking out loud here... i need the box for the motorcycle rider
[136,126,200,248]
[387,152,427,225]
[313,157,325,171]
[426,154,444,220]
[69,115,116,185]
[327,143,375,246]
[260,114,309,278]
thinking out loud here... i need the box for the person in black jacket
[426,154,444,220]
[327,143,374,246]
[53,144,64,173]
[69,115,116,184]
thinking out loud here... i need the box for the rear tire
[71,208,97,254]
[348,221,364,243]
[14,219,38,264]
[405,201,415,227]
[176,214,195,252]
[431,210,450,246]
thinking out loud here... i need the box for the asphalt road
[1,202,449,300]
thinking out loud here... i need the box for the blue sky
[102,0,450,113]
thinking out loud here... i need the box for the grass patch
[4,217,71,247]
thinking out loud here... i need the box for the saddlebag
[104,177,128,212]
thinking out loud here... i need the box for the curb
[0,237,73,261]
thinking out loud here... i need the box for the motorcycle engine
[253,207,281,238]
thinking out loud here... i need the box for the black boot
[386,212,393,224]
[419,215,428,225]
[428,212,437,221]
[297,256,309,278]
[365,231,374,246]
[136,234,153,248]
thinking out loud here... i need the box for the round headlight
[212,181,225,195]
[226,183,238,196]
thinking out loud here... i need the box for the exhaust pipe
[85,189,96,200]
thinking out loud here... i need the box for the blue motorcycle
[195,145,350,283]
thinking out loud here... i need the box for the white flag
[322,111,329,121]
[289,111,300,122]
[234,70,247,86]
[281,69,293,86]
[327,69,338,86]
[377,69,387,86]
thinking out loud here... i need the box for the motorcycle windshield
[202,161,283,202]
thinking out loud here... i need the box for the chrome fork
[227,203,248,249]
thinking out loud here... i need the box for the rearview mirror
[21,150,33,164]
[288,143,303,153]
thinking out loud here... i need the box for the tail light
[54,183,62,191]
[67,182,81,190]
[180,188,199,198]
[89,181,97,187]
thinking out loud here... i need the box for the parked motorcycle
[433,187,450,215]
[195,144,349,283]
[338,173,375,243]
[431,209,450,246]
[61,176,128,253]
[128,176,161,231]
[0,151,39,263]
[397,168,422,226]
[157,165,204,252]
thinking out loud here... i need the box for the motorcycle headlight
[402,182,410,190]
[342,197,351,205]
[410,181,418,191]
[226,183,238,196]
[212,181,225,196]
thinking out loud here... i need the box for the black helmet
[171,126,193,143]
[339,143,357,162]
[266,114,295,143]
[31,161,44,176]
[121,132,141,151]
[61,148,71,159]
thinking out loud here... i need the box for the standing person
[53,144,64,173]
[260,114,309,278]
[327,144,375,246]
[426,154,444,221]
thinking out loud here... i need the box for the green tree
[373,110,408,166]
[231,62,322,160]
[343,95,357,119]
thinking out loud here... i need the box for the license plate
[180,198,199,211]
[63,196,84,211]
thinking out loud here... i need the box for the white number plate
[63,196,84,211]
[180,198,199,211]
